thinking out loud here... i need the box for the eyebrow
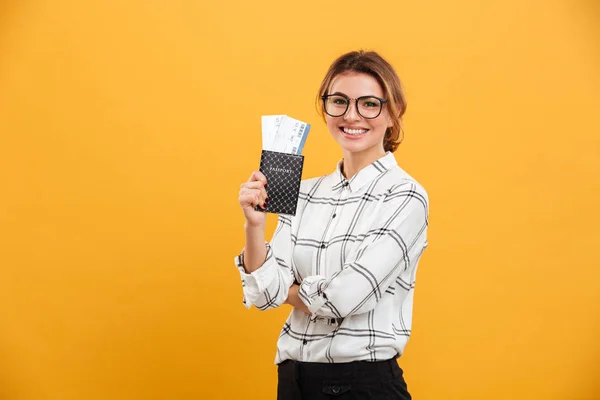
[329,91,379,98]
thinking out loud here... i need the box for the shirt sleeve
[298,181,429,318]
[234,214,296,310]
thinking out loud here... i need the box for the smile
[342,127,368,135]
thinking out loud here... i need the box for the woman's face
[325,72,392,157]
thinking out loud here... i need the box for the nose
[343,101,360,122]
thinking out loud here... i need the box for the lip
[340,125,369,130]
[339,126,369,139]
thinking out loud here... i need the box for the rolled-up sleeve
[298,182,429,318]
[234,215,296,310]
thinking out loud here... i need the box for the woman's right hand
[238,171,268,228]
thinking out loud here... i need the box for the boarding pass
[262,115,310,155]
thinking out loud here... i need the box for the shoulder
[389,167,427,195]
[382,166,429,211]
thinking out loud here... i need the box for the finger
[239,192,261,209]
[239,188,258,201]
[260,186,268,204]
[239,187,265,197]
[248,170,268,186]
[241,184,268,207]
[241,181,266,191]
[254,187,268,209]
[240,189,266,209]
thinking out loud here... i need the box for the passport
[255,150,304,216]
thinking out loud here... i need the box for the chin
[333,134,373,150]
[339,141,381,155]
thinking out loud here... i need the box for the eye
[359,97,381,108]
[330,96,348,105]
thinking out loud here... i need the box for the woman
[236,50,429,399]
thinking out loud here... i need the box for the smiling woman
[235,50,428,399]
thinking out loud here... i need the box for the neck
[341,146,387,179]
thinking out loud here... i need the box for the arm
[238,171,268,273]
[235,171,296,310]
[242,223,268,273]
[297,182,429,319]
[284,284,310,314]
[235,214,296,311]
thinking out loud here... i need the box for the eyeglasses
[321,94,388,119]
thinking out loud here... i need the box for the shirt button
[303,340,308,345]
[321,244,326,249]
[332,385,341,394]
[332,213,336,219]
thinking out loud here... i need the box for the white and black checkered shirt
[235,152,429,364]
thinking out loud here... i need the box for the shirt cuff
[234,244,276,307]
[298,275,328,314]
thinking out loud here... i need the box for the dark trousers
[277,358,412,399]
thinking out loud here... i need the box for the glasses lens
[357,97,383,119]
[324,95,348,117]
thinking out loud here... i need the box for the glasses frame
[321,93,388,119]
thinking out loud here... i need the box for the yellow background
[1,0,599,399]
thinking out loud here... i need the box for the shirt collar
[331,152,397,192]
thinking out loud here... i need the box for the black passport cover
[255,150,304,216]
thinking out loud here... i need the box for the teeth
[343,128,367,135]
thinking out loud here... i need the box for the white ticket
[261,114,310,155]
[261,115,284,151]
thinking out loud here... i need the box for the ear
[387,104,401,128]
[387,115,394,128]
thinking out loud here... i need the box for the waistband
[278,356,401,380]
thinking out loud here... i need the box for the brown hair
[316,50,407,153]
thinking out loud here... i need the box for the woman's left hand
[285,285,311,314]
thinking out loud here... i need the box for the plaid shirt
[235,152,429,364]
